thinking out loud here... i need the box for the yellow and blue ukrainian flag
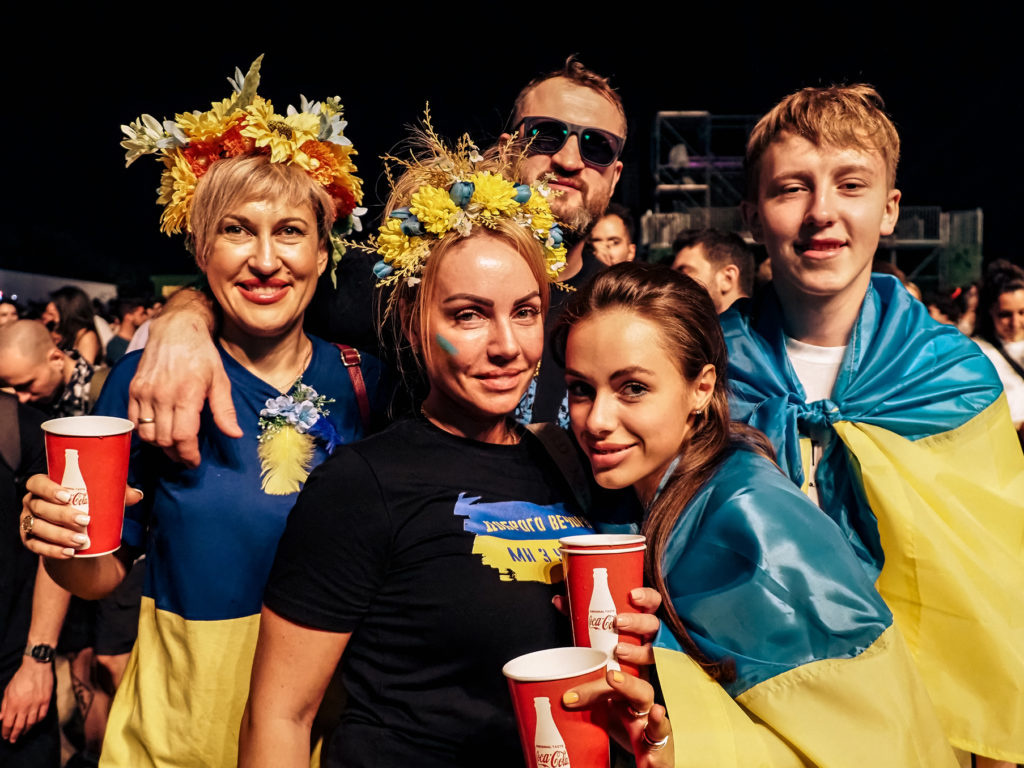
[612,449,955,766]
[722,275,1024,762]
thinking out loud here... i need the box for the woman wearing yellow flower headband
[20,61,385,768]
[240,126,661,767]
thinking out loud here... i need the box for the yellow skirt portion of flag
[656,625,957,767]
[835,395,1024,762]
[99,598,260,768]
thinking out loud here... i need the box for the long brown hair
[557,262,774,682]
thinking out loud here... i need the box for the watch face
[29,644,55,663]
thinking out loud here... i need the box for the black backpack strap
[994,341,1024,382]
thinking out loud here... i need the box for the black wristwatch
[25,643,55,663]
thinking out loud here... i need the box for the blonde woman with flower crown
[238,126,664,768]
[19,60,384,768]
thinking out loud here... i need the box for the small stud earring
[693,409,704,417]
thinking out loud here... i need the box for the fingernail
[562,691,579,705]
[71,534,89,546]
[56,490,71,503]
[615,643,630,656]
[75,515,90,526]
[132,488,144,500]
[611,670,625,684]
[614,615,630,629]
[630,588,644,600]
[62,548,76,557]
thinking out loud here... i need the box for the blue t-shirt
[91,335,384,767]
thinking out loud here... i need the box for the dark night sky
[3,11,1021,294]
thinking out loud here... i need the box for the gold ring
[137,416,156,424]
[21,514,35,536]
[641,727,669,751]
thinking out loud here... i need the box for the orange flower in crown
[120,55,365,278]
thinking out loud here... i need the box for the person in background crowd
[588,202,637,265]
[0,299,19,327]
[671,229,753,314]
[0,320,94,418]
[20,59,382,768]
[973,259,1024,435]
[0,393,68,768]
[105,300,147,366]
[40,287,101,366]
[124,299,164,356]
[91,300,115,357]
[730,83,1024,765]
[954,282,979,336]
[924,291,961,326]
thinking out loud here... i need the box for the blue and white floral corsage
[257,380,339,495]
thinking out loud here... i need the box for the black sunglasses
[518,116,624,168]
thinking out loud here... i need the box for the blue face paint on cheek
[435,333,458,356]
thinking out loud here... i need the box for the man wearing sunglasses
[500,57,628,425]
[504,57,626,284]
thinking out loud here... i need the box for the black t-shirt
[531,253,606,424]
[264,418,594,768]
[304,250,385,358]
[0,398,47,679]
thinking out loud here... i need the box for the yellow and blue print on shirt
[455,493,592,583]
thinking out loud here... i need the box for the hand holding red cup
[559,534,646,675]
[41,416,133,557]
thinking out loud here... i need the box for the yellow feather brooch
[257,381,339,495]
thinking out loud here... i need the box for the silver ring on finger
[21,513,35,536]
[137,416,156,424]
[641,726,670,751]
[627,705,651,719]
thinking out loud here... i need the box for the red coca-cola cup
[41,416,133,557]
[503,647,610,768]
[559,534,646,676]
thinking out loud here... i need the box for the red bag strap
[333,344,371,432]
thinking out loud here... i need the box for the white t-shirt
[974,337,1024,427]
[785,336,847,507]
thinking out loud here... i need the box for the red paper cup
[42,416,133,557]
[559,534,646,675]
[503,647,610,768]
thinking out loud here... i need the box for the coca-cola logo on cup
[536,748,570,768]
[69,491,89,507]
[587,614,615,631]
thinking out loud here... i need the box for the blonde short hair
[189,154,335,267]
[745,84,900,197]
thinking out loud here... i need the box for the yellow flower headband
[120,55,364,282]
[364,112,568,298]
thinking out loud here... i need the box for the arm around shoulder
[128,288,241,466]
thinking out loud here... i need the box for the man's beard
[550,189,608,251]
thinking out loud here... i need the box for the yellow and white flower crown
[364,112,568,297]
[120,55,364,282]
